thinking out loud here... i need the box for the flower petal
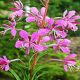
[67,60,76,66]
[31,7,39,15]
[63,10,67,17]
[56,30,67,38]
[64,65,68,72]
[26,17,35,22]
[41,36,50,43]
[31,32,39,42]
[34,45,47,52]
[11,28,16,37]
[65,54,77,60]
[67,10,76,18]
[25,48,30,54]
[38,29,50,36]
[68,23,78,31]
[15,40,24,48]
[19,30,29,40]
[60,47,70,54]
[5,64,9,71]
[40,7,45,16]
[47,18,54,27]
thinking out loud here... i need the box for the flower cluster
[0,0,79,72]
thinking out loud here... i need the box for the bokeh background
[0,0,80,80]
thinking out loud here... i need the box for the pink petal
[68,23,78,31]
[65,54,77,60]
[34,45,47,52]
[10,8,19,11]
[11,21,16,27]
[14,1,21,9]
[64,65,68,72]
[67,60,76,66]
[25,48,30,54]
[3,24,10,28]
[53,45,58,53]
[11,28,16,37]
[56,20,67,27]
[3,56,8,61]
[40,7,45,16]
[19,30,29,40]
[56,30,67,38]
[38,29,50,36]
[31,7,39,15]
[31,32,39,42]
[63,10,67,17]
[59,39,71,47]
[72,15,80,20]
[60,47,70,54]
[15,40,24,48]
[26,17,35,22]
[41,36,50,43]
[17,10,23,17]
[47,18,54,27]
[67,10,76,18]
[5,64,9,71]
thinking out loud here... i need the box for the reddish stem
[40,0,45,7]
[41,0,49,28]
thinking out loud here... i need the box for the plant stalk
[30,0,50,79]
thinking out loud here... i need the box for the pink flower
[15,30,50,54]
[52,28,67,39]
[10,1,24,20]
[64,53,77,72]
[0,56,10,71]
[53,39,71,54]
[26,7,54,28]
[3,21,16,37]
[56,10,80,31]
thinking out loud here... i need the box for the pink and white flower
[15,30,50,54]
[3,21,16,37]
[10,1,24,20]
[53,39,71,54]
[64,53,77,72]
[0,56,10,71]
[55,10,80,31]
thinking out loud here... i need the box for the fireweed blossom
[64,54,77,72]
[53,39,71,54]
[55,10,80,31]
[0,56,20,71]
[3,21,16,37]
[51,28,67,39]
[10,1,24,20]
[0,56,10,71]
[26,7,54,28]
[15,30,50,54]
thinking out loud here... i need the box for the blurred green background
[0,0,80,80]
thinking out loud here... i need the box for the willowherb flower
[55,10,80,31]
[15,30,50,54]
[64,53,77,72]
[26,7,54,28]
[0,56,10,71]
[53,39,71,54]
[51,28,67,39]
[3,21,16,37]
[10,1,24,20]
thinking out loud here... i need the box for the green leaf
[9,68,21,80]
